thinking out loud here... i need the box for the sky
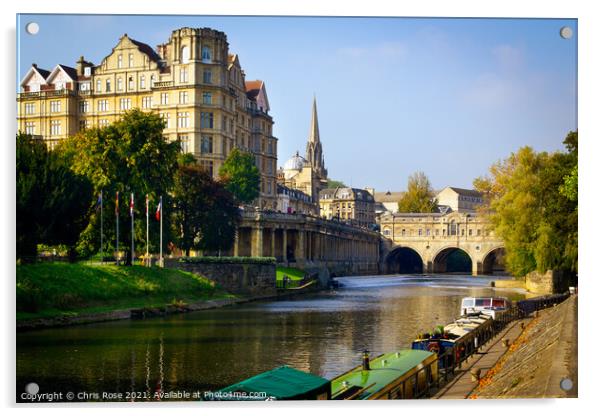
[16,14,577,192]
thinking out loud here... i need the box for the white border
[3,1,600,416]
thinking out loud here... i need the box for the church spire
[308,95,320,144]
[305,96,327,181]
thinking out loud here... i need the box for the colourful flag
[145,195,149,216]
[130,193,135,217]
[115,191,119,214]
[95,192,102,211]
[155,200,161,221]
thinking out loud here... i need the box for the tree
[172,165,239,255]
[16,133,92,261]
[474,131,578,277]
[326,178,346,188]
[397,171,438,213]
[63,109,180,258]
[218,148,260,204]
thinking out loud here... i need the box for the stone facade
[17,27,278,209]
[318,187,376,228]
[525,270,572,295]
[165,259,277,296]
[435,187,484,213]
[379,211,505,275]
[278,97,328,205]
[229,210,380,275]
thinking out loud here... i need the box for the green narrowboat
[331,349,438,400]
[215,366,331,401]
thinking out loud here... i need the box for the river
[16,274,525,401]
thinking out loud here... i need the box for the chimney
[365,187,375,196]
[362,350,370,371]
[76,56,85,76]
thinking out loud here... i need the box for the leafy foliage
[474,131,578,276]
[172,165,240,255]
[397,171,438,213]
[218,148,260,204]
[16,133,92,260]
[326,178,346,188]
[63,109,180,258]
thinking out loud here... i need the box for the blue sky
[16,15,577,192]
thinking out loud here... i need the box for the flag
[115,191,119,214]
[155,199,161,221]
[145,194,149,216]
[130,193,135,217]
[95,192,102,212]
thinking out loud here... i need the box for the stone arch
[385,246,424,274]
[433,246,473,273]
[482,246,506,275]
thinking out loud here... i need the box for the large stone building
[436,186,484,213]
[17,27,278,209]
[319,187,376,228]
[278,97,328,206]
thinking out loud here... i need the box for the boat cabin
[461,297,510,319]
[216,366,331,400]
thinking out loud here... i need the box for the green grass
[16,262,234,321]
[276,266,305,282]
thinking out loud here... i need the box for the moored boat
[460,296,510,319]
[331,349,438,400]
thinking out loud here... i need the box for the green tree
[172,165,239,255]
[474,131,578,277]
[326,178,346,188]
[397,171,438,213]
[16,133,92,261]
[218,148,260,204]
[63,109,180,258]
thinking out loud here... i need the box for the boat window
[462,299,474,307]
[475,298,491,307]
[492,299,506,308]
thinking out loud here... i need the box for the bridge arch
[385,246,424,274]
[482,246,506,275]
[433,246,473,273]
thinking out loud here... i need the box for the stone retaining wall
[525,270,571,294]
[164,259,277,296]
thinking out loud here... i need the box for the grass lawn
[16,262,234,321]
[276,266,305,282]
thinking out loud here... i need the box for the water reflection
[16,274,524,400]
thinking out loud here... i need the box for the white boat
[460,297,510,319]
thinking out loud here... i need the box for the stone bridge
[379,211,505,275]
[230,210,381,276]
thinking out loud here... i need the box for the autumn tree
[474,131,578,277]
[397,171,438,213]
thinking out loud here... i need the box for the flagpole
[131,192,135,265]
[160,195,163,267]
[100,190,103,264]
[146,194,149,267]
[116,191,119,265]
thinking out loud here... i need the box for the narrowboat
[214,366,331,400]
[460,296,510,319]
[331,349,438,400]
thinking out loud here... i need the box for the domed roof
[283,151,307,171]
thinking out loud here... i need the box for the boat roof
[219,366,330,399]
[331,349,434,399]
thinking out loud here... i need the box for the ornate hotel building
[17,27,278,209]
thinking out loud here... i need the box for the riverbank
[472,295,577,398]
[17,262,235,327]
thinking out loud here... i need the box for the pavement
[433,317,532,399]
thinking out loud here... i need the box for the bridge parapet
[234,210,380,275]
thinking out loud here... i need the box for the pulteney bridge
[230,210,381,276]
[379,211,505,275]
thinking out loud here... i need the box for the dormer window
[55,82,64,90]
[84,67,91,77]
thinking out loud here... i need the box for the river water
[16,274,525,401]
